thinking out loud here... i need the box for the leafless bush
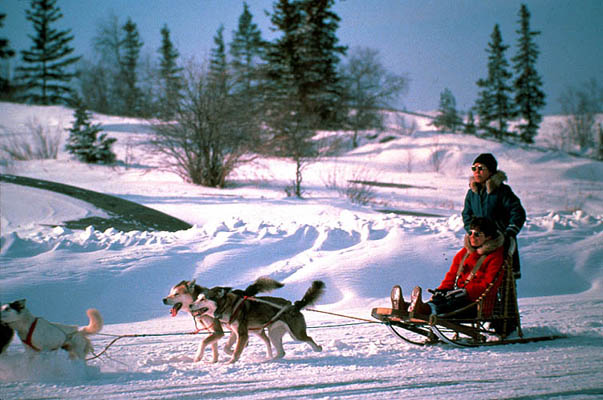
[150,61,258,187]
[391,114,417,136]
[430,135,446,173]
[0,119,61,160]
[556,79,603,154]
[323,165,377,206]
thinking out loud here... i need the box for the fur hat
[473,153,497,172]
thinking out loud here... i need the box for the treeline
[431,5,601,157]
[1,1,600,182]
[0,0,408,194]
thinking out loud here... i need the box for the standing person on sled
[391,217,504,317]
[463,153,526,279]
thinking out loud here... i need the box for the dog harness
[228,296,292,330]
[23,318,41,351]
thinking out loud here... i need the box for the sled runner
[372,242,563,347]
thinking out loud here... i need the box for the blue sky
[2,0,602,114]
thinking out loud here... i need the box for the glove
[445,288,468,300]
[503,234,516,256]
[427,288,447,301]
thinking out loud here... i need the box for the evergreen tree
[474,24,514,139]
[1,13,16,97]
[229,4,266,146]
[209,25,228,93]
[265,0,345,128]
[230,2,265,98]
[432,88,462,133]
[230,3,266,105]
[464,110,477,135]
[16,0,80,105]
[297,0,346,126]
[512,4,546,144]
[119,17,143,116]
[65,99,116,164]
[0,14,15,59]
[157,24,183,120]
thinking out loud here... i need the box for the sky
[1,0,602,115]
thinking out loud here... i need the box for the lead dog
[162,278,282,363]
[190,280,325,363]
[0,299,103,360]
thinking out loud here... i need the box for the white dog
[0,299,103,360]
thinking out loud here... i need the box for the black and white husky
[190,280,325,364]
[163,278,282,363]
[0,299,103,360]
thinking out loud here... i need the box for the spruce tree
[65,99,116,164]
[432,88,462,133]
[512,4,546,144]
[119,18,143,116]
[464,110,477,135]
[297,0,346,126]
[0,14,15,59]
[229,4,266,146]
[265,0,345,128]
[475,24,514,139]
[1,13,16,96]
[230,2,265,98]
[17,0,80,105]
[157,24,183,120]
[209,25,228,93]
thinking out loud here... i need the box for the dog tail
[294,281,325,310]
[243,277,284,297]
[80,309,103,335]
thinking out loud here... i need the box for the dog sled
[371,242,563,347]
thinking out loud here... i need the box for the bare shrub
[391,114,417,136]
[323,165,377,206]
[150,61,258,187]
[557,79,603,154]
[430,135,446,173]
[0,119,61,160]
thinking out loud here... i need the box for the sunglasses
[469,230,484,237]
[471,165,487,172]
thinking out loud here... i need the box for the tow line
[87,309,379,361]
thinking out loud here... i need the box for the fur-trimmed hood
[469,170,507,194]
[463,231,504,255]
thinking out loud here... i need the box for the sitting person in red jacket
[391,216,505,317]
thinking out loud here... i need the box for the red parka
[437,233,505,315]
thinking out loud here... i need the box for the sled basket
[372,243,525,347]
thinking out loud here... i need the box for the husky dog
[163,278,282,363]
[0,299,102,360]
[190,280,325,364]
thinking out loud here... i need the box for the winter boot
[390,285,407,312]
[408,286,431,316]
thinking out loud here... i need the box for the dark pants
[429,294,475,318]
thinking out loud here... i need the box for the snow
[1,102,602,399]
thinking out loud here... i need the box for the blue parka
[462,170,526,276]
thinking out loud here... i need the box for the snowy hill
[1,102,602,399]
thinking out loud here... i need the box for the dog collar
[24,318,41,351]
